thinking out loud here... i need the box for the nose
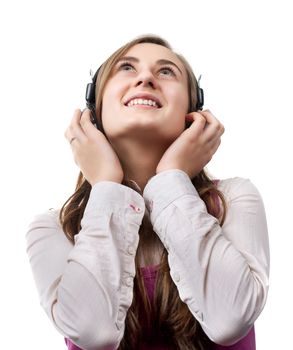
[134,69,157,89]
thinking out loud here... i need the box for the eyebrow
[115,56,183,75]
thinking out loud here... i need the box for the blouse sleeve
[143,169,270,346]
[25,181,145,350]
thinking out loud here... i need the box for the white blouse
[25,169,270,350]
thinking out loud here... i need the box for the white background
[1,0,292,348]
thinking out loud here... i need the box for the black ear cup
[85,67,104,132]
[85,66,101,106]
[85,82,96,105]
[85,82,99,128]
[196,87,204,111]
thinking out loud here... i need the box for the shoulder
[27,208,61,229]
[26,208,66,244]
[216,177,263,203]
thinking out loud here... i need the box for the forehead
[123,43,186,72]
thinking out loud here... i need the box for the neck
[110,137,170,192]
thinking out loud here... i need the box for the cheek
[167,88,189,133]
[103,78,124,105]
[102,84,122,118]
[168,85,188,111]
[102,86,116,108]
[101,87,124,137]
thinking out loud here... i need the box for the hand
[65,109,124,186]
[156,110,225,179]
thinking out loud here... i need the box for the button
[173,272,180,283]
[127,246,135,255]
[129,204,142,213]
[126,277,133,287]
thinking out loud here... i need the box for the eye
[116,62,176,77]
[118,61,135,71]
[159,66,176,76]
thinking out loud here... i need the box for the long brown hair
[59,34,227,349]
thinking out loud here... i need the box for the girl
[26,34,270,350]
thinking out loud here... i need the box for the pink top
[64,264,255,350]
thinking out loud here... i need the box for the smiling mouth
[125,98,162,109]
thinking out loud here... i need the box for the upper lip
[124,92,162,108]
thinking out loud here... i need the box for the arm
[26,181,145,350]
[143,169,270,346]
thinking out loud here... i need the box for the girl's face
[101,43,189,142]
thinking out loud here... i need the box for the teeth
[127,98,159,108]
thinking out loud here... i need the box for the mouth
[124,93,162,109]
[125,98,161,109]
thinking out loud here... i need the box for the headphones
[85,67,102,130]
[85,65,204,131]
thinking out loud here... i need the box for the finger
[64,109,82,141]
[200,109,217,121]
[204,123,224,143]
[210,137,222,156]
[200,110,224,132]
[64,109,87,144]
[185,112,207,132]
[202,138,221,165]
[80,108,100,139]
[200,110,225,140]
[209,133,222,151]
